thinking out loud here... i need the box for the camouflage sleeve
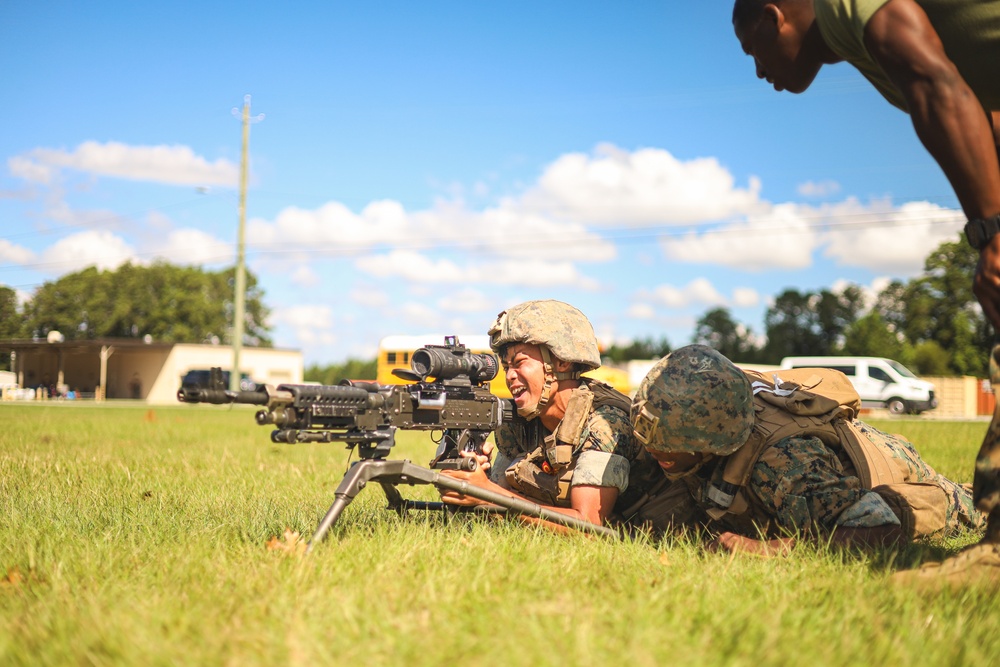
[572,450,631,492]
[748,435,867,534]
[569,405,642,493]
[494,421,526,460]
[579,405,644,459]
[488,449,517,486]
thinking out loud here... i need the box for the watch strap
[964,214,1000,250]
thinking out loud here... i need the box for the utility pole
[231,95,264,392]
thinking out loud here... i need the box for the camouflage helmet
[630,345,754,455]
[488,300,601,370]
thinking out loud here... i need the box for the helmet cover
[488,300,601,370]
[631,345,753,455]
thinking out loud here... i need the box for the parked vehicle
[180,369,258,392]
[778,356,937,415]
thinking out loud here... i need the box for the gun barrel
[177,387,269,405]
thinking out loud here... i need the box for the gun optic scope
[411,345,499,384]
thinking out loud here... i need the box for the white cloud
[272,304,336,347]
[349,285,390,307]
[820,200,963,274]
[660,203,819,271]
[731,287,760,307]
[355,251,465,282]
[522,143,763,224]
[290,265,321,288]
[437,287,492,313]
[249,199,411,250]
[248,197,616,263]
[0,239,36,265]
[12,141,238,187]
[644,278,726,308]
[354,249,599,289]
[797,180,841,197]
[147,228,233,266]
[627,303,656,319]
[39,230,137,274]
[8,155,55,184]
[659,197,963,275]
[399,301,441,329]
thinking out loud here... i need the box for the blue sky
[0,1,966,365]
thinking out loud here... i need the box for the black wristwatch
[964,213,1000,250]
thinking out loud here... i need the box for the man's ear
[552,358,575,374]
[762,3,785,31]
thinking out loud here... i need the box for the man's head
[630,345,755,473]
[732,0,823,94]
[488,300,601,420]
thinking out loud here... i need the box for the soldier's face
[734,6,821,94]
[646,449,704,475]
[501,343,547,413]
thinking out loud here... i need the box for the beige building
[0,337,302,405]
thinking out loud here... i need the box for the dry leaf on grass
[2,566,25,587]
[266,529,307,556]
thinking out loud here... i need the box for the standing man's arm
[863,0,1000,328]
[863,0,1000,219]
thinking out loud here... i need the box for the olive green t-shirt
[814,0,1000,111]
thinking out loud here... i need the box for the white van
[778,356,937,415]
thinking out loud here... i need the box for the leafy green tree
[692,307,761,362]
[912,340,952,376]
[305,358,377,384]
[875,238,988,376]
[0,285,22,370]
[603,336,672,363]
[760,289,826,362]
[0,286,22,338]
[23,262,272,346]
[815,286,865,350]
[841,311,914,365]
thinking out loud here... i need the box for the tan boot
[891,539,1000,591]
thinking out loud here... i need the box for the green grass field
[1,403,997,666]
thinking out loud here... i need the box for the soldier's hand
[708,532,794,557]
[460,439,494,472]
[438,466,492,507]
[974,239,1000,332]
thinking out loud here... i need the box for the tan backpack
[705,367,949,539]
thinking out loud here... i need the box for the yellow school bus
[376,334,631,397]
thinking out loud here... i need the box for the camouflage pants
[839,425,984,535]
[976,345,1000,542]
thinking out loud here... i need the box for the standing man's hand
[975,236,1000,332]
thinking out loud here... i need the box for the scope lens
[411,346,499,383]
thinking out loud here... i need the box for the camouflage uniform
[632,345,986,541]
[490,378,665,516]
[698,423,984,538]
[484,299,665,524]
[975,344,1000,542]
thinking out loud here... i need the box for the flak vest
[704,368,950,539]
[504,380,631,507]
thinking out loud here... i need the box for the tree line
[0,262,271,371]
[606,236,990,377]
[2,235,990,378]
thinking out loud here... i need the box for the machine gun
[178,336,617,549]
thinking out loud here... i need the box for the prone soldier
[438,300,676,532]
[629,345,985,556]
